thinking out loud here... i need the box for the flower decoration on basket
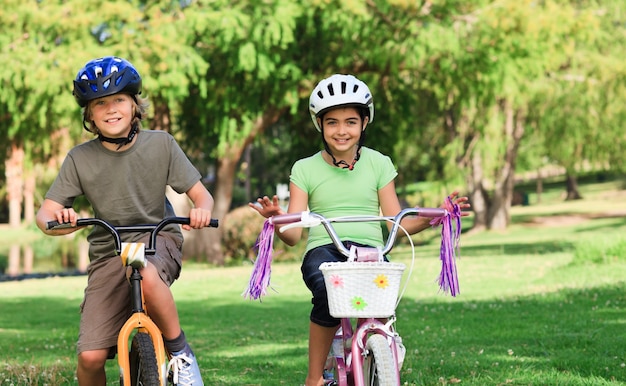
[330,275,344,288]
[373,274,389,289]
[351,296,368,311]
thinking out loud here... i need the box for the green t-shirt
[290,147,397,254]
[45,130,202,261]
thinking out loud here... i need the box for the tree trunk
[565,172,582,200]
[182,108,286,264]
[466,149,488,232]
[23,173,36,224]
[150,101,171,132]
[487,102,525,230]
[536,169,543,204]
[5,141,24,228]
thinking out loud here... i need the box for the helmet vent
[341,81,347,94]
[94,66,103,77]
[317,91,324,99]
[327,83,335,96]
[353,85,360,93]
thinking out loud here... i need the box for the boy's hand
[54,207,78,227]
[184,208,213,230]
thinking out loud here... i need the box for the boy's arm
[36,198,81,235]
[184,181,215,230]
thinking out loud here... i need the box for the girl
[249,74,470,386]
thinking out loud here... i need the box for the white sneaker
[167,346,204,386]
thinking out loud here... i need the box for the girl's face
[319,107,368,157]
[88,94,135,138]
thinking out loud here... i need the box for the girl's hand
[248,195,283,219]
[446,191,471,216]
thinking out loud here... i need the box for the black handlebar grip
[46,220,73,230]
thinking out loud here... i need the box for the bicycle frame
[269,206,459,386]
[117,266,169,385]
[47,216,218,386]
[335,316,402,385]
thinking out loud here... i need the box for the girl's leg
[305,322,339,386]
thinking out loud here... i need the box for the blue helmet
[73,56,142,107]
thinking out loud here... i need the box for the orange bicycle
[47,216,218,386]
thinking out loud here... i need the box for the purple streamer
[242,219,275,300]
[429,197,462,296]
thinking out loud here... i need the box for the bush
[221,206,305,265]
[0,252,6,274]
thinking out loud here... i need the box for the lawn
[1,177,625,385]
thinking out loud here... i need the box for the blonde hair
[82,94,150,135]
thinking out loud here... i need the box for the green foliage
[2,0,625,236]
[0,253,6,274]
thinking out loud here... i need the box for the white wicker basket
[319,261,406,318]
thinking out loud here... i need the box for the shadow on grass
[2,282,625,385]
[457,240,575,257]
[395,283,626,385]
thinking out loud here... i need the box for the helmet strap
[321,122,366,171]
[98,123,138,150]
[323,141,362,171]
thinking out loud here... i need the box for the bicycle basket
[319,261,406,318]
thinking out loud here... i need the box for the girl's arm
[378,181,431,234]
[248,182,308,246]
[379,182,471,235]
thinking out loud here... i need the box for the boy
[36,56,212,386]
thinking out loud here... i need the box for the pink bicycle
[245,205,462,386]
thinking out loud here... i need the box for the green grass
[1,180,626,385]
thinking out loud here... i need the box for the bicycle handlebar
[269,207,447,258]
[46,217,219,255]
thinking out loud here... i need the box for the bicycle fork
[118,268,168,386]
[349,319,401,385]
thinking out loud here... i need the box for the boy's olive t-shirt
[290,147,397,254]
[45,130,201,261]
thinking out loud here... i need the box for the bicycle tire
[362,334,398,386]
[129,332,161,386]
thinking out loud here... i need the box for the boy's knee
[78,350,108,370]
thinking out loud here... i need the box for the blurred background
[1,0,624,274]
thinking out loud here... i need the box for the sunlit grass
[1,178,626,385]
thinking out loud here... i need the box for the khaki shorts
[76,234,182,355]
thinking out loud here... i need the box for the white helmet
[309,74,374,132]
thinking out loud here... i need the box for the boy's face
[319,107,368,156]
[88,94,135,138]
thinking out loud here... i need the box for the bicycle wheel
[362,334,398,386]
[129,332,160,386]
